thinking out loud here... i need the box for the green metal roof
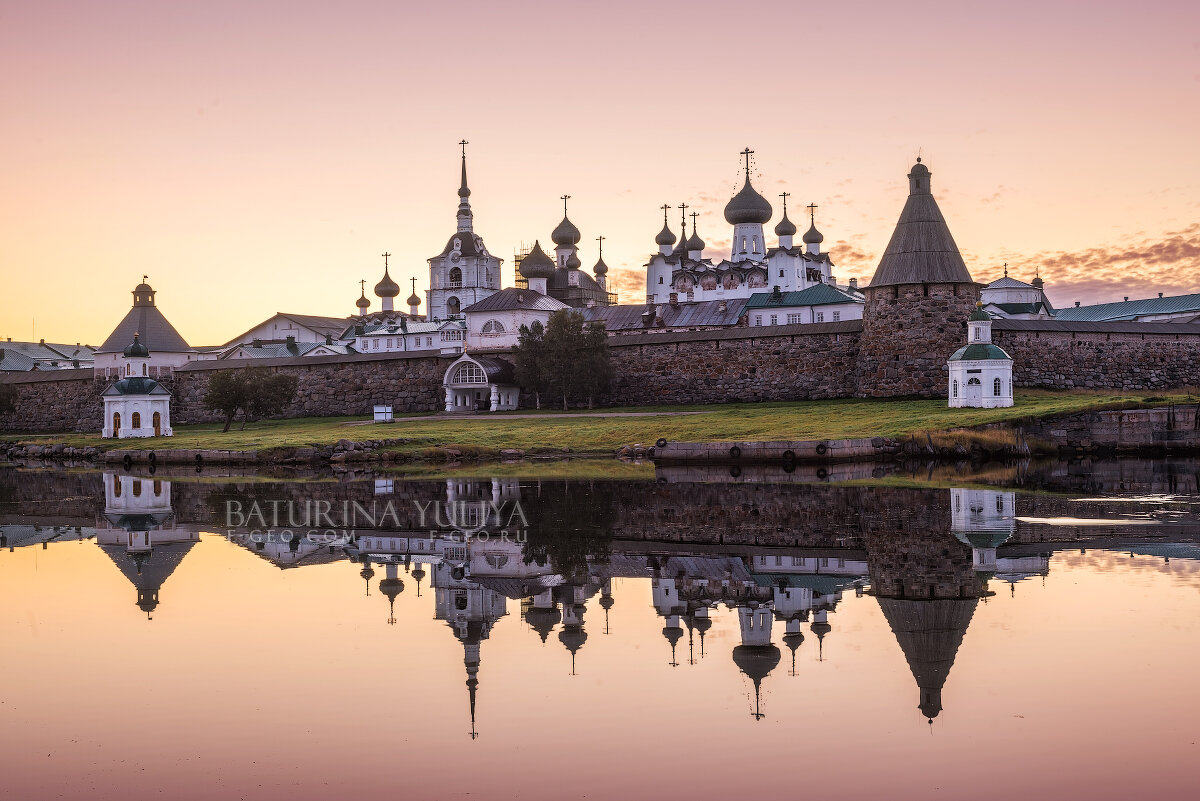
[102,377,171,396]
[744,284,859,310]
[1054,292,1200,322]
[948,343,1011,362]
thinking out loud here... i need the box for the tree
[513,320,550,410]
[241,369,298,429]
[0,383,15,416]
[203,369,251,432]
[542,310,612,410]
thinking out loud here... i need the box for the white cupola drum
[724,148,772,263]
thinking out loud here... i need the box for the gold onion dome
[968,301,991,321]
[374,268,400,298]
[519,241,556,280]
[724,176,773,225]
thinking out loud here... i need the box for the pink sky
[1,0,1198,345]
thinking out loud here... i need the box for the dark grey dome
[685,229,705,251]
[374,268,400,298]
[592,256,608,275]
[552,215,581,246]
[803,222,824,245]
[519,241,556,279]
[724,177,773,225]
[909,158,930,177]
[565,251,581,270]
[407,289,421,306]
[655,223,677,246]
[356,292,370,309]
[775,213,797,237]
[123,333,149,358]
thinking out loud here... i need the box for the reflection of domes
[525,605,562,643]
[724,177,773,225]
[519,241,556,280]
[732,644,781,681]
[559,623,588,653]
[598,594,614,610]
[379,577,405,600]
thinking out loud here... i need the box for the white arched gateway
[443,353,520,413]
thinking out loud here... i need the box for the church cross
[561,194,571,215]
[1003,261,1008,277]
[359,279,366,294]
[741,147,754,175]
[689,211,699,233]
[411,277,418,293]
[382,252,390,268]
[806,203,818,223]
[660,203,670,224]
[678,202,688,229]
[596,235,605,258]
[779,192,790,215]
[459,139,469,157]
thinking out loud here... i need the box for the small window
[754,315,762,326]
[816,312,824,322]
[974,328,981,341]
[832,311,841,321]
[994,377,1002,396]
[658,276,664,284]
[779,269,784,277]
[427,337,433,346]
[769,314,777,325]
[953,380,959,398]
[787,313,802,324]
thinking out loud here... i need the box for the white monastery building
[948,303,1014,408]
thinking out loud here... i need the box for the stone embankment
[647,437,902,465]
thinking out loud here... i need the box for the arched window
[447,297,461,316]
[153,479,162,496]
[141,363,147,376]
[113,477,122,498]
[952,380,958,398]
[449,267,462,287]
[481,319,506,335]
[131,412,141,429]
[112,412,121,434]
[658,276,664,284]
[152,411,161,436]
[451,362,487,384]
[132,480,142,497]
[994,377,1002,396]
[967,377,981,386]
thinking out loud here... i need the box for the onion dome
[558,621,588,654]
[407,289,421,307]
[374,268,400,298]
[655,222,677,246]
[802,221,824,245]
[724,176,773,225]
[379,576,405,601]
[356,292,370,310]
[685,229,705,252]
[968,301,991,321]
[552,215,581,246]
[123,333,149,358]
[592,256,608,276]
[565,251,581,270]
[519,240,556,279]
[526,605,562,643]
[775,212,797,237]
[1032,275,1044,289]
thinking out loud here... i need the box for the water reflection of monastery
[12,470,1198,736]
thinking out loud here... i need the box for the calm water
[2,460,1199,800]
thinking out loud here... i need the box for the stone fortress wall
[5,315,1200,433]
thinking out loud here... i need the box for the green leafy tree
[513,320,550,410]
[241,369,298,429]
[203,369,251,432]
[541,310,612,410]
[577,320,612,409]
[0,383,16,416]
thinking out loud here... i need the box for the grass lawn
[3,389,1194,458]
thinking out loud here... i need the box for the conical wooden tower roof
[869,159,974,287]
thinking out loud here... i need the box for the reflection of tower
[525,590,562,643]
[97,473,195,620]
[411,564,426,597]
[734,602,780,720]
[810,610,832,661]
[379,562,405,625]
[556,583,589,674]
[653,570,687,667]
[433,561,507,739]
[598,579,614,635]
[359,555,375,596]
[876,598,978,725]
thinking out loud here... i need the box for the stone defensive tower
[856,159,979,397]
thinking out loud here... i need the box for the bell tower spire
[456,140,473,233]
